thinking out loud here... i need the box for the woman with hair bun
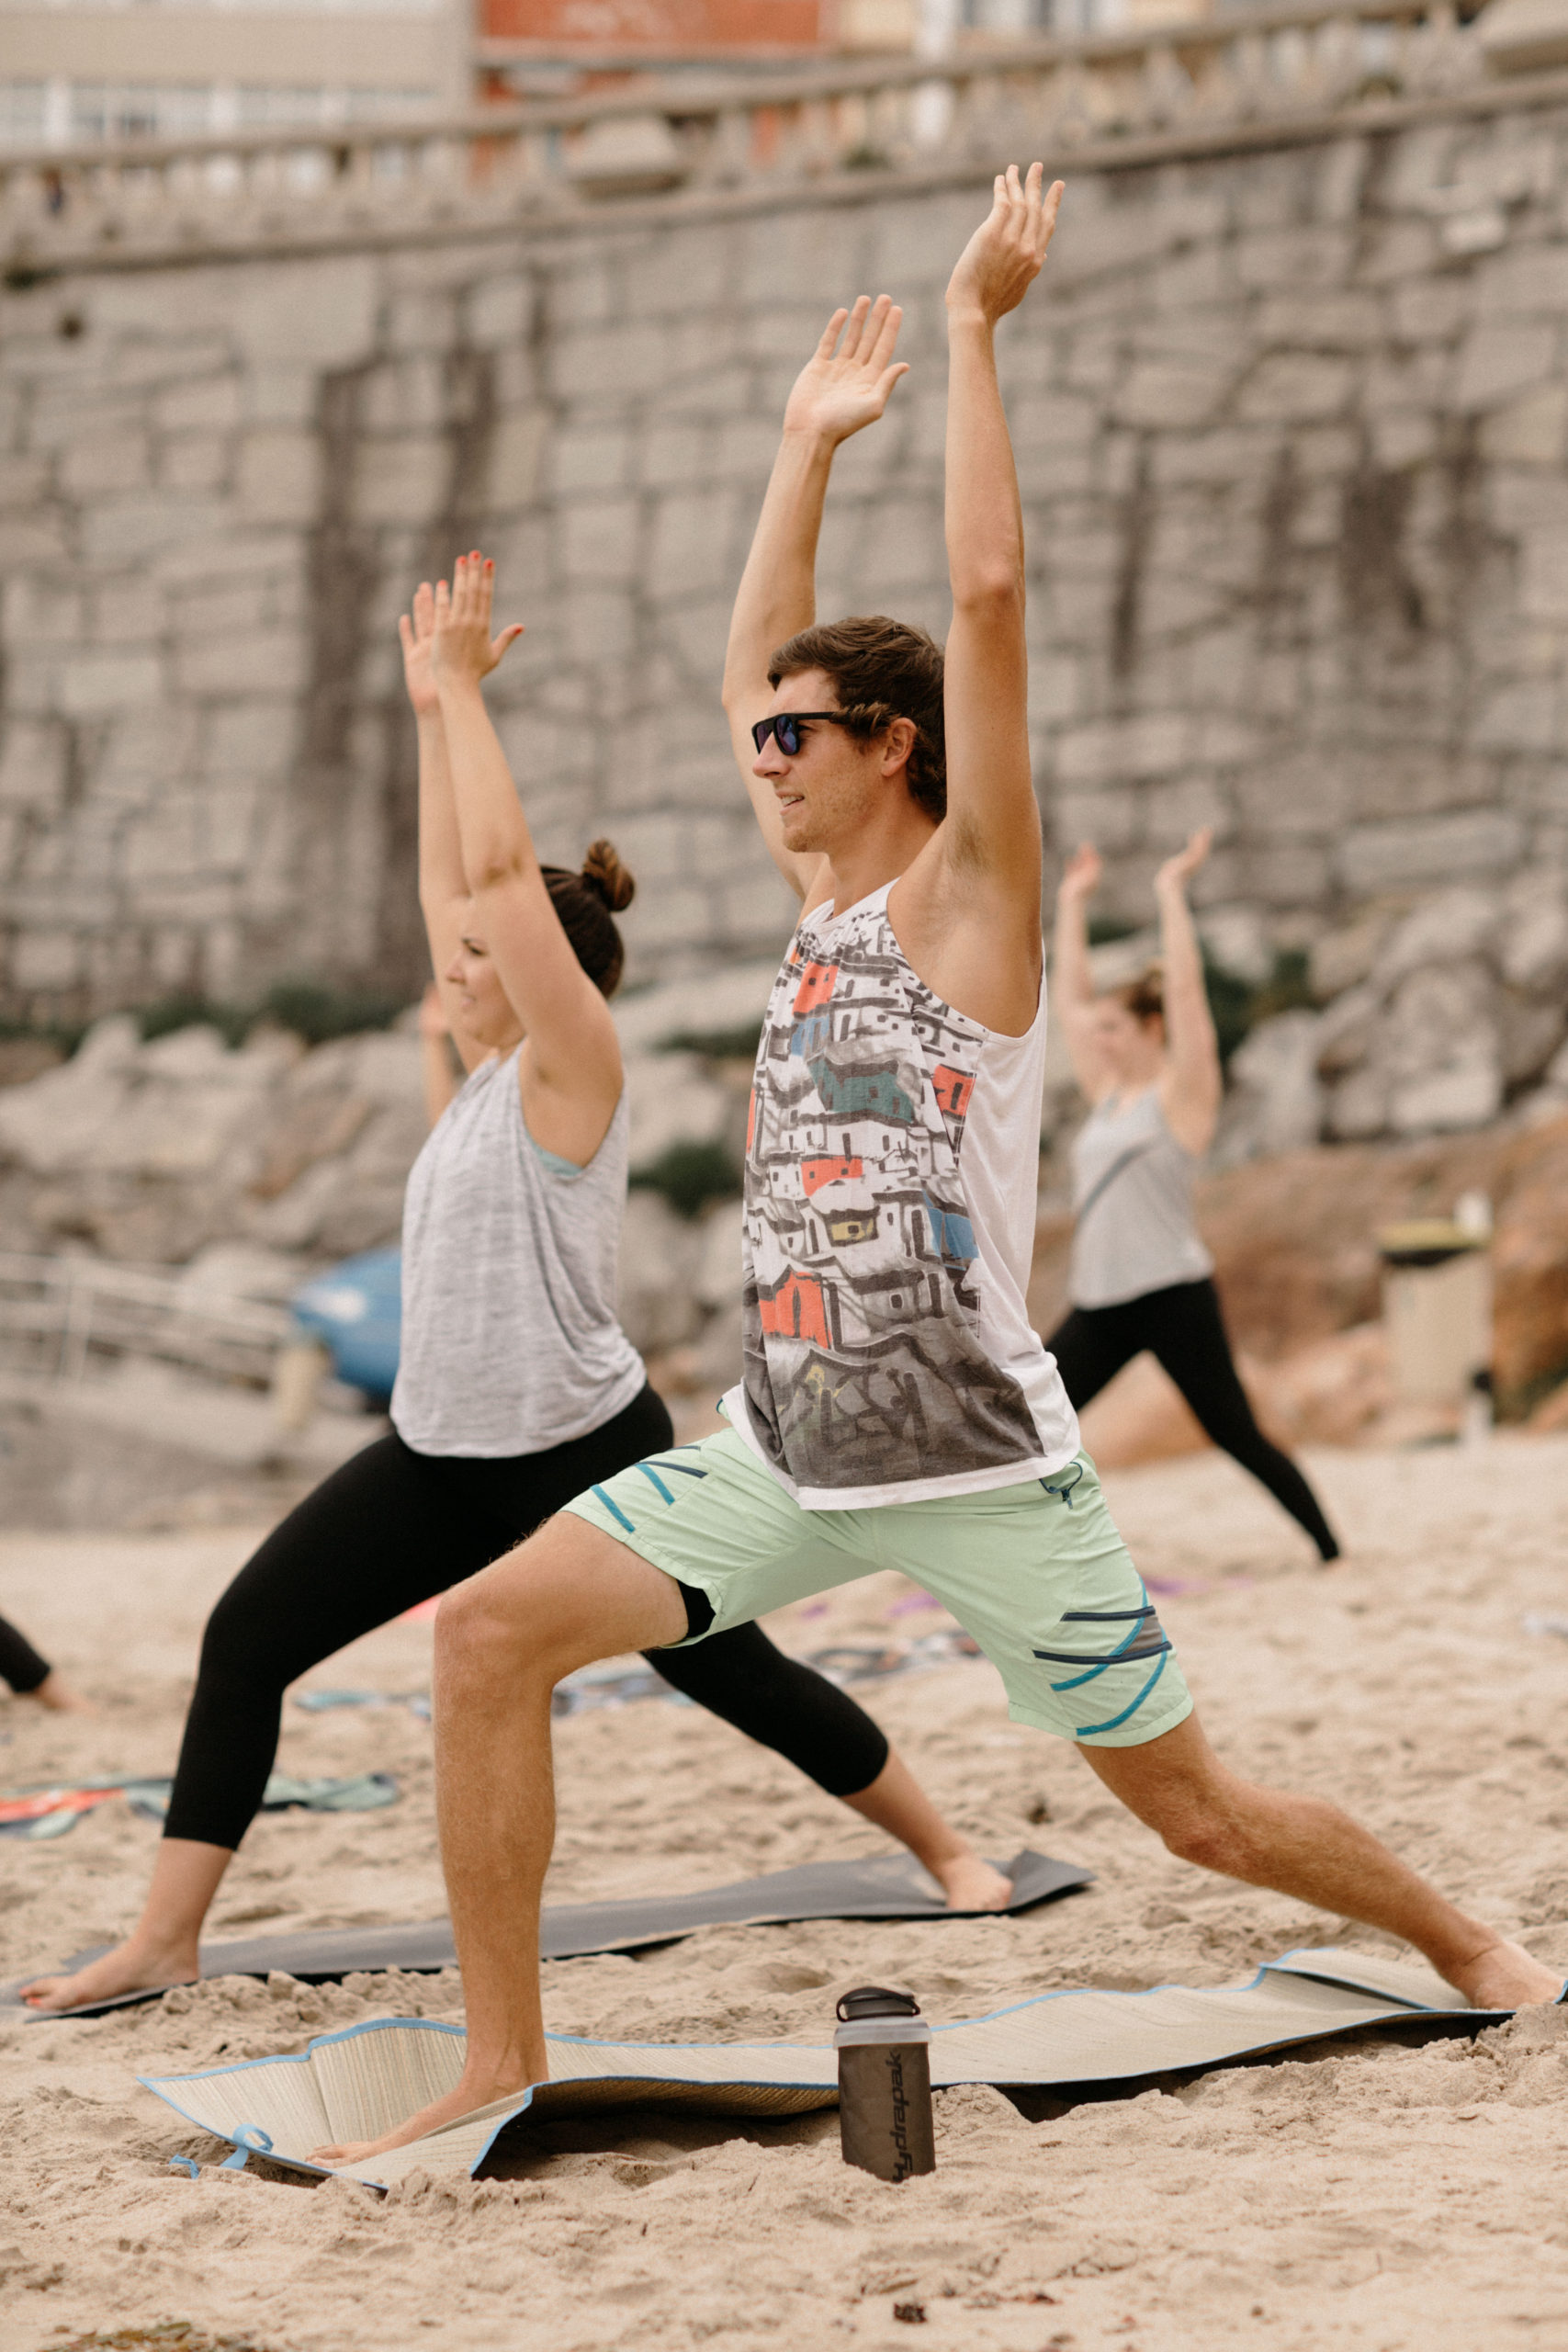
[1047,828,1339,1563]
[22,554,1006,2015]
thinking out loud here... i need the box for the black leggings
[1047,1278,1339,1561]
[0,1611,51,1696]
[164,1384,889,1850]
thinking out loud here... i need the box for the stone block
[0,719,67,812]
[204,701,296,778]
[234,431,321,526]
[1519,535,1568,627]
[1111,358,1232,431]
[1388,277,1472,344]
[1453,321,1557,411]
[353,435,448,526]
[1255,290,1382,347]
[361,356,446,437]
[1054,713,1191,789]
[10,928,83,991]
[1340,809,1526,891]
[157,434,232,494]
[386,291,455,356]
[1480,383,1568,466]
[221,257,378,372]
[155,375,243,433]
[551,321,672,406]
[1475,240,1568,318]
[639,423,708,493]
[244,368,318,428]
[1236,355,1354,424]
[55,650,163,719]
[560,497,640,589]
[1369,409,1439,469]
[0,453,51,508]
[1474,678,1560,754]
[175,630,310,699]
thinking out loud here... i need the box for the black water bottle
[834,1984,935,2183]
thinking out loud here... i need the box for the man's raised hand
[431,551,525,692]
[946,163,1064,326]
[1057,842,1103,903]
[783,293,909,446]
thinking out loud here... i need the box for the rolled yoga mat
[6,1849,1091,2019]
[139,1945,1516,2192]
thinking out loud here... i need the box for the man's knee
[434,1551,559,1680]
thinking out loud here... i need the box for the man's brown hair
[768,616,946,820]
[1114,965,1165,1025]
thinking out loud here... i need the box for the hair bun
[581,837,635,914]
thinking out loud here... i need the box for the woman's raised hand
[398,581,441,718]
[1156,827,1213,896]
[1057,842,1102,902]
[783,294,909,446]
[431,552,525,691]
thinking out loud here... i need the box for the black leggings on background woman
[1047,1279,1339,1561]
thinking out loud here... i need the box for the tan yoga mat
[140,1946,1511,2191]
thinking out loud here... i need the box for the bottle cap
[835,1985,922,2023]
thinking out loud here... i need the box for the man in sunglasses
[318,164,1559,2169]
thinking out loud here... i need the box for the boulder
[1213,1009,1325,1166]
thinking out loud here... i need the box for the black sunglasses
[750,711,855,757]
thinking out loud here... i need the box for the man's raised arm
[722,295,908,897]
[937,166,1063,976]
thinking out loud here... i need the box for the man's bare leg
[843,1754,1010,1909]
[1084,1714,1562,2007]
[20,1839,231,2011]
[313,1515,686,2165]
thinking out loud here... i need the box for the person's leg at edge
[649,1624,1012,1909]
[312,1510,690,2165]
[1145,1281,1340,1561]
[1083,1712,1559,2007]
[21,1432,498,2012]
[0,1610,91,1713]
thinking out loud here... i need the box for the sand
[3,1435,1568,2352]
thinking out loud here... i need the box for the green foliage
[133,980,404,1052]
[630,1138,741,1220]
[1202,947,1316,1069]
[1087,916,1140,946]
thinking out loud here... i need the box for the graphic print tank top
[722,882,1080,1509]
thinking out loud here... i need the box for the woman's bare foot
[310,2071,536,2166]
[20,1935,198,2014]
[929,1849,1013,1911]
[27,1671,94,1714]
[1444,1938,1563,2010]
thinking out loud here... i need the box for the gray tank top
[1068,1089,1213,1311]
[390,1047,645,1457]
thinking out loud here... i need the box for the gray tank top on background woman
[1067,1089,1214,1311]
[390,1047,645,1457]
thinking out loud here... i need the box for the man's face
[752,669,882,856]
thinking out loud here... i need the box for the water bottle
[834,1985,935,2183]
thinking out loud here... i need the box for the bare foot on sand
[21,1936,197,2014]
[26,1671,94,1714]
[1446,1938,1563,2010]
[311,2072,536,2167]
[929,1851,1013,1911]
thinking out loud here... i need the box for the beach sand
[3,1435,1567,2352]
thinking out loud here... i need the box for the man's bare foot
[1445,1937,1563,2010]
[27,1671,94,1714]
[929,1850,1013,1911]
[20,1936,198,2013]
[310,2071,536,2166]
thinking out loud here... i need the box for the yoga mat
[139,1945,1517,2192]
[3,1849,1090,2018]
[0,1771,399,1842]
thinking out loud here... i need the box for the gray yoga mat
[6,1849,1089,2019]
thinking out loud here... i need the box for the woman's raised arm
[432,552,623,1163]
[1052,842,1116,1102]
[1155,828,1222,1156]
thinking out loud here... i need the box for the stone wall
[1,92,1566,1026]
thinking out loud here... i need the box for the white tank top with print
[721,881,1080,1510]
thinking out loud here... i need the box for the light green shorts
[562,1427,1192,1748]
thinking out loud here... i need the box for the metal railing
[0,0,1508,269]
[0,1254,288,1385]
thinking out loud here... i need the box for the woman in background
[1047,829,1339,1563]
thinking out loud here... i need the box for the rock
[616,1189,705,1354]
[1498,870,1568,992]
[693,1199,745,1313]
[1370,887,1499,992]
[623,1049,729,1171]
[1213,1009,1325,1165]
[1309,908,1397,1002]
[1382,963,1503,1136]
[614,963,779,1055]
